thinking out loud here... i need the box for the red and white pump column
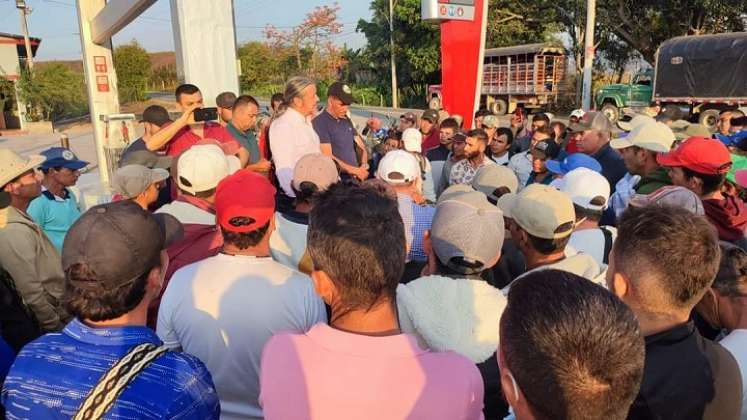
[422,0,489,129]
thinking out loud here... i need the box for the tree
[356,0,440,107]
[598,0,747,64]
[264,3,346,81]
[237,41,282,90]
[113,40,151,103]
[16,63,88,121]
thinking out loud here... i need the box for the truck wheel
[490,99,508,116]
[428,96,441,111]
[601,103,620,123]
[698,109,720,132]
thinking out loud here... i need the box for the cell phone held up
[193,107,218,122]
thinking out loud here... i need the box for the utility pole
[389,0,398,108]
[581,0,595,111]
[15,0,34,71]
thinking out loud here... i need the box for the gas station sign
[422,0,475,21]
[422,0,487,128]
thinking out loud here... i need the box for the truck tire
[490,99,508,116]
[429,96,441,111]
[601,103,620,123]
[698,109,720,132]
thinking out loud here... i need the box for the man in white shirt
[508,127,552,189]
[157,170,327,420]
[556,168,614,266]
[269,76,321,197]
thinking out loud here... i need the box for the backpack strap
[600,227,613,265]
[74,343,168,420]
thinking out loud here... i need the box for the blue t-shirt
[27,188,81,252]
[2,319,220,419]
[312,110,358,166]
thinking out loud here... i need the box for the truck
[595,32,747,129]
[428,43,567,115]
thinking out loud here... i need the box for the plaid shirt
[397,193,435,262]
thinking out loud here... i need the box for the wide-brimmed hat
[0,149,45,187]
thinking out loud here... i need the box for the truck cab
[595,69,654,123]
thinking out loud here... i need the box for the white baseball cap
[554,167,611,211]
[570,109,585,119]
[497,184,576,239]
[610,121,675,153]
[617,114,655,132]
[376,150,420,185]
[177,144,241,195]
[402,128,422,153]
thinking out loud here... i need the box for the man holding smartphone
[144,84,239,158]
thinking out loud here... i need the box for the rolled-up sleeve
[0,228,63,331]
[269,119,296,197]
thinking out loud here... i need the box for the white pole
[581,0,595,111]
[17,2,33,70]
[389,0,398,108]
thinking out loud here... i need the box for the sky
[0,0,372,61]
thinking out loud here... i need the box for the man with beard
[449,129,496,186]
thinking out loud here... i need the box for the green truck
[595,32,747,130]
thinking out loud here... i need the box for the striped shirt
[397,193,436,262]
[2,319,220,419]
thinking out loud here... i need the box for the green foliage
[597,0,747,64]
[238,41,285,91]
[355,0,440,107]
[16,63,88,121]
[113,41,151,103]
[149,64,177,91]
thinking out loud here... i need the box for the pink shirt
[260,323,484,420]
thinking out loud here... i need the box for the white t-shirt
[719,329,747,420]
[566,226,617,267]
[269,211,309,271]
[157,253,327,420]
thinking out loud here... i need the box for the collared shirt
[269,108,321,196]
[508,151,533,190]
[2,319,220,419]
[449,155,496,186]
[27,186,80,252]
[592,143,627,194]
[313,110,358,166]
[629,321,743,420]
[165,121,238,157]
[227,122,261,164]
[397,193,436,262]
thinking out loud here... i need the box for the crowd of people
[0,74,746,419]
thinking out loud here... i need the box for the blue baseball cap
[40,147,88,171]
[546,153,602,176]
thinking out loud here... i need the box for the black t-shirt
[426,144,450,162]
[628,321,742,420]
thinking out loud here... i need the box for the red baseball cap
[216,170,276,233]
[656,136,732,175]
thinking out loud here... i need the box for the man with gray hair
[572,111,627,193]
[269,76,322,197]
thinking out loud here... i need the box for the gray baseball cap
[62,200,183,293]
[113,165,170,199]
[471,164,519,203]
[431,190,505,274]
[628,185,705,216]
[569,111,613,133]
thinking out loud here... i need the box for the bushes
[16,64,88,122]
[113,41,150,103]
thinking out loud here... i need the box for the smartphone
[194,107,218,122]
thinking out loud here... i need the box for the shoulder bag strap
[74,343,169,420]
[600,227,613,265]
